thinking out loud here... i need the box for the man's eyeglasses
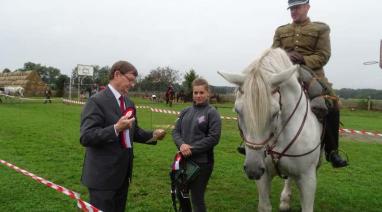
[119,72,136,83]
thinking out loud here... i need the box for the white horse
[4,86,24,97]
[219,48,322,212]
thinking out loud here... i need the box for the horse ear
[270,65,299,87]
[217,71,245,86]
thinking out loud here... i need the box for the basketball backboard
[77,64,94,76]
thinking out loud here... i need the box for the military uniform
[272,15,347,168]
[237,0,347,168]
[272,18,331,84]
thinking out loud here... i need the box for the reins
[266,85,307,159]
[239,83,323,178]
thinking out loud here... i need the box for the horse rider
[166,85,175,106]
[271,0,347,168]
[237,0,348,168]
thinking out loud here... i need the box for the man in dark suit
[80,60,166,212]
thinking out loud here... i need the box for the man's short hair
[288,0,309,9]
[109,61,138,80]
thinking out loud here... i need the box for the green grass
[0,99,381,211]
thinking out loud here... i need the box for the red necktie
[119,96,128,148]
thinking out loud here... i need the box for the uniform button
[296,34,300,36]
[295,40,299,43]
[295,46,299,49]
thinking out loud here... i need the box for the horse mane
[241,48,295,135]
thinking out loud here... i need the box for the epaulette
[277,23,291,30]
[312,21,330,30]
[275,23,292,33]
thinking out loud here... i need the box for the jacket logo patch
[198,115,206,124]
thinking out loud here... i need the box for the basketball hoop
[362,61,379,65]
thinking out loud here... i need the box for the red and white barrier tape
[148,107,238,120]
[62,98,86,105]
[62,99,151,109]
[0,94,60,102]
[0,159,101,212]
[150,107,180,115]
[61,99,382,137]
[339,128,382,138]
[220,116,237,120]
[136,105,150,109]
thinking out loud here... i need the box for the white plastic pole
[379,39,382,69]
[69,76,72,99]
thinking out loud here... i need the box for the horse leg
[295,170,316,212]
[279,178,292,211]
[255,173,272,212]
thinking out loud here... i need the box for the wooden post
[368,96,371,111]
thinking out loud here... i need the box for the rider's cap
[288,0,309,9]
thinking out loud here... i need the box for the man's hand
[115,117,135,133]
[153,129,166,140]
[287,51,305,64]
[180,144,192,157]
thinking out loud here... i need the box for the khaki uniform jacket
[272,18,331,82]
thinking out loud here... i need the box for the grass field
[0,98,382,211]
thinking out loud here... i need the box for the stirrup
[327,150,349,168]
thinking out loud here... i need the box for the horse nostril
[243,165,247,171]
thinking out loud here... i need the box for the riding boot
[237,143,246,155]
[324,108,348,168]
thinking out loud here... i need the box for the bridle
[238,82,323,177]
[238,87,280,150]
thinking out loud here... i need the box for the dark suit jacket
[80,87,155,190]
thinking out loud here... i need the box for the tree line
[5,63,382,100]
[335,88,382,100]
[2,62,199,98]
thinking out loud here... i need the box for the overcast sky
[1,0,381,89]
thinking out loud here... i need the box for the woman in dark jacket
[172,78,222,212]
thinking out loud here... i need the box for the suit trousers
[88,176,130,212]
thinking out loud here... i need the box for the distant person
[165,85,175,107]
[44,87,52,104]
[176,89,185,103]
[151,94,157,102]
[172,78,222,212]
[80,60,166,211]
[272,0,347,168]
[80,91,85,101]
[91,87,98,97]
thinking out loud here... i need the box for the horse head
[219,48,299,180]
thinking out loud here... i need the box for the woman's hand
[180,144,192,157]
